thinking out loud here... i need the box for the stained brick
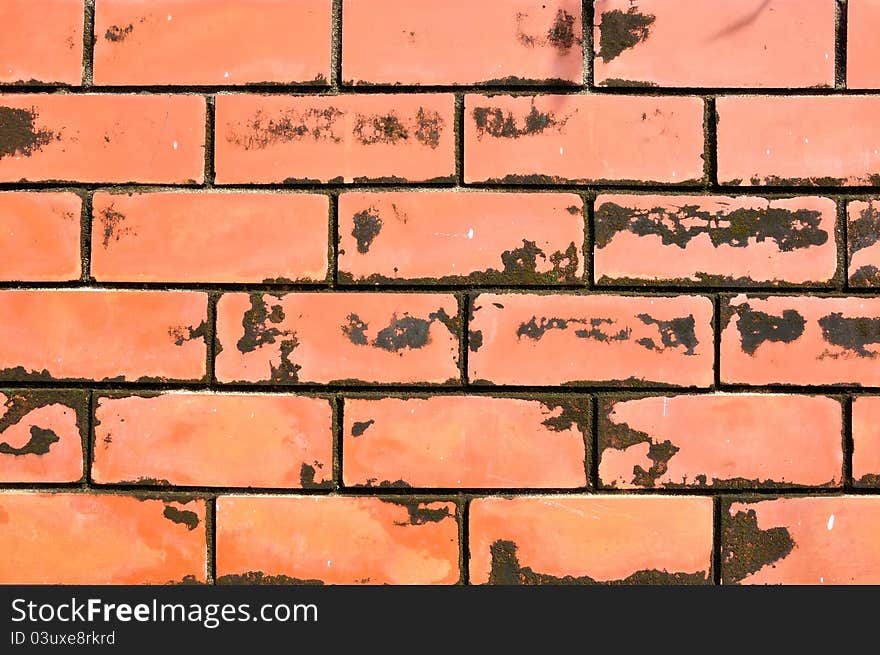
[853,397,880,487]
[0,0,83,85]
[847,200,880,288]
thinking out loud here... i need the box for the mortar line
[704,97,718,191]
[835,0,848,89]
[460,292,470,386]
[333,394,344,491]
[589,395,599,490]
[331,0,343,88]
[206,496,217,585]
[459,497,470,585]
[204,95,216,186]
[81,0,95,87]
[843,395,854,488]
[455,94,465,185]
[583,0,594,88]
[80,190,93,283]
[206,291,220,385]
[712,497,722,585]
[329,191,340,288]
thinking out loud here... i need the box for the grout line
[329,191,340,288]
[331,0,343,87]
[206,292,219,384]
[713,296,722,389]
[713,497,723,585]
[840,196,850,289]
[204,95,216,186]
[584,192,595,287]
[589,395,599,490]
[835,0,848,89]
[843,395,854,488]
[459,292,470,386]
[455,94,465,184]
[333,395,344,491]
[206,497,217,585]
[459,497,470,585]
[81,0,95,87]
[80,190,93,282]
[704,97,718,190]
[583,0,594,88]
[83,390,95,486]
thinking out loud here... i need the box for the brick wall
[1,0,879,585]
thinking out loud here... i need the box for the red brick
[343,0,582,85]
[343,396,588,488]
[463,94,705,184]
[0,290,207,382]
[723,496,880,584]
[469,496,713,584]
[93,0,331,86]
[0,390,85,483]
[717,96,880,186]
[0,192,81,282]
[468,293,714,386]
[0,94,205,183]
[853,397,880,486]
[720,295,880,385]
[598,394,842,489]
[215,292,460,385]
[848,200,880,287]
[594,0,835,88]
[0,0,83,85]
[93,393,332,488]
[215,94,455,184]
[594,195,838,286]
[0,493,206,584]
[848,0,880,89]
[338,192,584,284]
[216,496,459,584]
[91,192,329,283]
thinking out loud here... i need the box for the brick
[0,94,205,183]
[0,290,207,382]
[847,200,880,287]
[848,0,880,88]
[215,292,460,385]
[0,390,86,483]
[343,0,582,85]
[720,295,880,385]
[93,0,330,86]
[593,0,835,88]
[594,195,838,286]
[0,493,206,584]
[91,192,329,283]
[469,496,713,584]
[853,397,880,486]
[343,396,588,488]
[338,192,584,284]
[463,94,705,184]
[216,496,459,584]
[0,192,81,282]
[93,393,332,488]
[722,496,880,584]
[598,394,842,489]
[468,293,714,386]
[0,0,83,84]
[717,96,880,186]
[215,94,455,184]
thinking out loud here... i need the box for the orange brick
[717,96,880,186]
[0,493,206,584]
[594,195,838,286]
[91,192,329,283]
[598,394,842,489]
[848,0,880,88]
[463,94,705,184]
[848,200,880,288]
[343,396,588,488]
[343,0,582,85]
[0,290,207,382]
[853,397,880,486]
[593,0,835,88]
[93,0,330,86]
[0,0,83,84]
[469,496,713,584]
[338,192,584,284]
[92,393,332,488]
[0,192,81,282]
[468,293,714,386]
[0,390,86,483]
[720,295,880,385]
[0,94,205,183]
[215,292,460,385]
[215,94,455,184]
[216,496,460,584]
[723,496,880,584]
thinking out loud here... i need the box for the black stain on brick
[353,112,409,146]
[734,305,806,355]
[848,202,880,257]
[162,506,200,531]
[414,107,444,149]
[105,24,134,42]
[722,506,795,584]
[299,462,331,488]
[636,314,698,356]
[0,425,59,456]
[547,10,577,53]
[499,240,580,283]
[472,104,568,139]
[342,309,457,353]
[818,313,880,357]
[351,208,383,253]
[351,419,375,437]
[539,398,591,435]
[851,265,880,287]
[0,106,57,159]
[98,204,133,248]
[236,294,301,383]
[218,571,324,585]
[380,498,452,526]
[168,321,207,347]
[342,313,370,345]
[228,107,344,150]
[598,7,656,63]
[468,330,484,352]
[487,540,706,585]
[594,201,829,252]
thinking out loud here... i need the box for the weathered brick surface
[2,1,879,587]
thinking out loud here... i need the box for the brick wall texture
[1,0,879,586]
